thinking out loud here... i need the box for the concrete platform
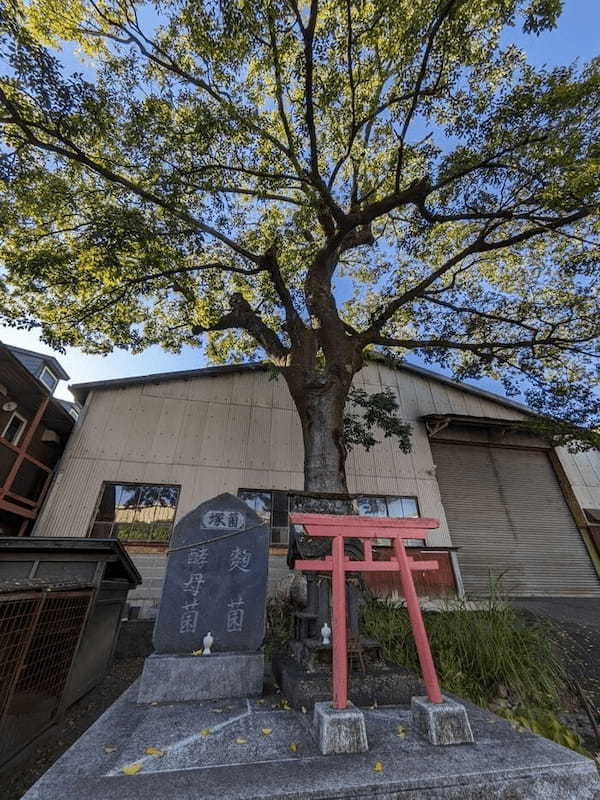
[21,683,600,800]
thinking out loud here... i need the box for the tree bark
[286,370,352,494]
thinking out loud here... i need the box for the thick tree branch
[371,334,598,354]
[260,246,305,341]
[299,0,319,180]
[288,0,345,227]
[192,292,289,364]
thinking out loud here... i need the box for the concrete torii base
[313,701,368,754]
[411,695,475,746]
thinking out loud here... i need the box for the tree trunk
[290,377,350,495]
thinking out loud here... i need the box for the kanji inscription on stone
[152,492,270,654]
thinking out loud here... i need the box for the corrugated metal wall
[431,441,600,596]
[556,447,600,512]
[35,364,462,548]
[33,362,600,610]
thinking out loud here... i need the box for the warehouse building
[32,359,600,617]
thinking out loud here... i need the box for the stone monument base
[313,700,368,754]
[411,695,474,745]
[137,651,263,703]
[272,651,422,709]
[20,684,600,800]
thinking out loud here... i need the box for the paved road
[510,598,600,632]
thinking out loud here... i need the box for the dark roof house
[0,342,77,535]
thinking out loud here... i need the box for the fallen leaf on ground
[289,743,298,753]
[103,746,117,754]
[235,737,247,744]
[373,761,384,772]
[396,725,406,738]
[144,746,165,757]
[121,762,143,775]
[213,708,224,713]
[261,728,273,736]
[191,649,203,656]
[200,729,211,737]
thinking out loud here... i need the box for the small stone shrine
[273,502,421,711]
[137,492,270,703]
[273,572,421,709]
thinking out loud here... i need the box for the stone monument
[137,492,270,703]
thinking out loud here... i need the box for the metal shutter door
[431,442,600,596]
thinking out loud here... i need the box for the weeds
[361,594,565,709]
[264,595,294,659]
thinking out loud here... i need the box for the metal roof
[69,356,534,418]
[0,344,76,434]
[4,342,70,380]
[70,361,266,403]
[0,537,142,586]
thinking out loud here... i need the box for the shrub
[264,595,294,660]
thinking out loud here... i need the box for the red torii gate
[290,513,443,710]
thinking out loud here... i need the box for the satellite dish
[2,401,17,412]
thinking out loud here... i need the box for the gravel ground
[512,602,600,756]
[511,598,600,633]
[1,608,598,800]
[0,656,145,800]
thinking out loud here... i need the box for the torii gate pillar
[291,513,474,753]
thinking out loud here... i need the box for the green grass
[361,595,565,707]
[360,592,592,755]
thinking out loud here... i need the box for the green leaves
[0,0,598,450]
[344,387,412,453]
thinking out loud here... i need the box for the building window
[39,366,58,393]
[355,494,420,546]
[238,489,290,544]
[237,490,420,546]
[89,483,180,543]
[2,411,27,446]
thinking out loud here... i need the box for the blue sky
[1,0,598,401]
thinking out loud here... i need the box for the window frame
[88,481,181,544]
[2,410,28,446]
[39,365,58,393]
[237,489,422,547]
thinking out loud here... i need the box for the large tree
[0,0,599,492]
